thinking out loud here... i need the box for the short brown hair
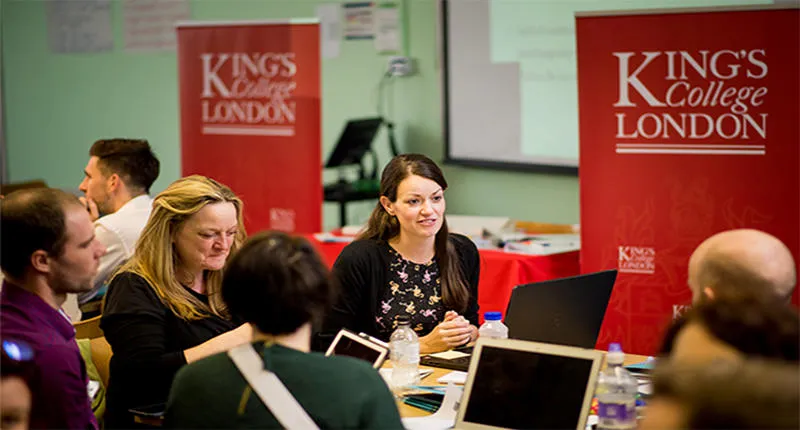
[652,359,800,429]
[659,292,800,361]
[222,231,336,335]
[90,138,160,193]
[0,188,83,279]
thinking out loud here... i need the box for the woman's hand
[225,323,254,346]
[420,311,475,354]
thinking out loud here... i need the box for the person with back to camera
[317,153,480,353]
[100,175,252,428]
[687,228,796,304]
[164,231,404,429]
[658,290,800,364]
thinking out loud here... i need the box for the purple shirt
[1,282,98,430]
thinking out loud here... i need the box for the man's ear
[703,286,716,301]
[30,250,51,274]
[379,196,394,216]
[107,173,121,193]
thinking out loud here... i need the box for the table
[308,237,580,323]
[134,352,650,424]
[395,353,651,418]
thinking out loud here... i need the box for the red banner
[577,7,799,355]
[177,20,321,234]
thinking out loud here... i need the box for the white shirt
[78,194,153,304]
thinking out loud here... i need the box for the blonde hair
[115,175,246,320]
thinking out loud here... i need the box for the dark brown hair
[358,153,469,313]
[222,231,336,335]
[90,138,160,193]
[658,292,800,361]
[0,188,83,279]
[652,359,800,429]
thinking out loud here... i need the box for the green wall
[2,0,579,231]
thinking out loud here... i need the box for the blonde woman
[100,175,251,429]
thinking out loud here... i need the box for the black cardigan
[315,234,480,350]
[101,272,239,429]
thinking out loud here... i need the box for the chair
[74,315,103,339]
[90,337,113,389]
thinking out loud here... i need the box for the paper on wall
[46,0,113,54]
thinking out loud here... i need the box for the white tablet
[325,329,389,368]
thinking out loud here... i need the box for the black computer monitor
[504,269,618,348]
[324,117,384,170]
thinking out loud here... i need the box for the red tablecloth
[308,237,580,324]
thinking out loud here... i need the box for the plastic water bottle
[596,343,638,430]
[390,315,419,389]
[478,311,509,339]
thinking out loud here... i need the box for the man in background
[76,138,159,317]
[0,188,106,429]
[687,229,797,303]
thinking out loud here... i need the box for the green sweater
[164,342,403,429]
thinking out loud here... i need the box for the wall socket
[387,56,414,77]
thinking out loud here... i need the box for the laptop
[455,337,603,430]
[420,269,617,371]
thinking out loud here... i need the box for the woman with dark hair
[164,231,403,429]
[317,153,480,354]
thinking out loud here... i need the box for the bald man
[687,229,797,303]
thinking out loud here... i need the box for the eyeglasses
[2,339,34,362]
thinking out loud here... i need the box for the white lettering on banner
[618,246,656,274]
[200,52,298,136]
[672,304,690,320]
[612,49,769,155]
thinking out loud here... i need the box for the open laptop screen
[460,341,601,430]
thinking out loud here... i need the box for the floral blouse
[376,247,444,338]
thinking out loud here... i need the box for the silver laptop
[455,337,603,430]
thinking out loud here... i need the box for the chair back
[91,337,113,389]
[74,315,103,339]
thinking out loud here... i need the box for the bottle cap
[608,342,622,353]
[484,311,502,321]
[395,315,411,325]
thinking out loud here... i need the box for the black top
[316,234,480,350]
[101,272,240,429]
[376,247,445,337]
